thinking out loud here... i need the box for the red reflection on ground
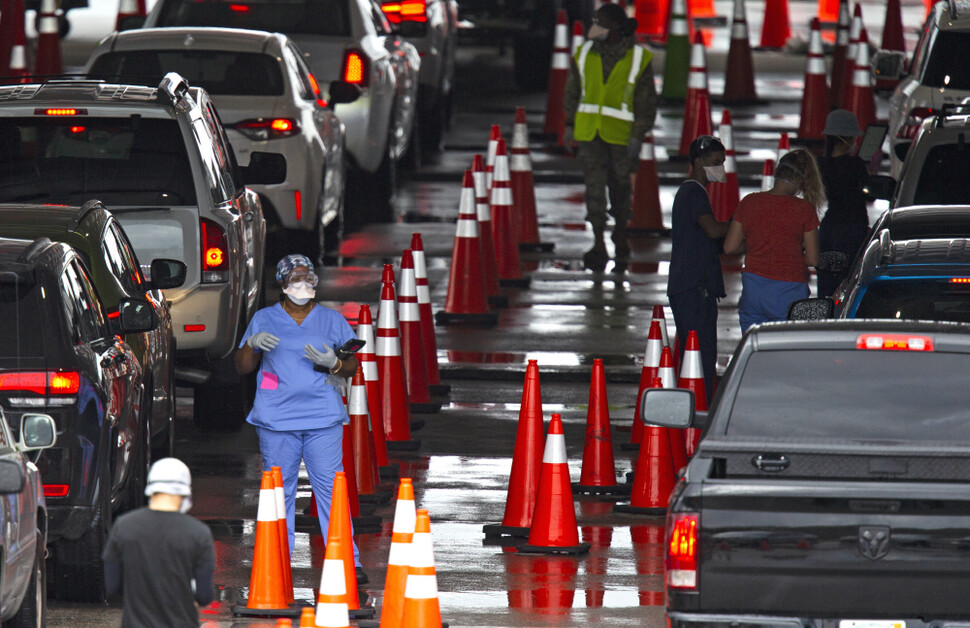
[581,523,613,608]
[632,522,667,606]
[561,191,585,204]
[628,262,660,274]
[505,552,579,616]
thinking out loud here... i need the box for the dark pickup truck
[643,320,970,628]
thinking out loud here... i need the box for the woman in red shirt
[724,149,823,333]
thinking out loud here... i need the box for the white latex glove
[247,332,280,352]
[305,343,338,369]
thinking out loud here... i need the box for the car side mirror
[641,388,696,429]
[239,152,287,186]
[787,297,835,321]
[19,414,56,451]
[0,459,25,494]
[115,297,157,334]
[116,14,146,31]
[328,81,361,107]
[872,50,908,82]
[864,174,897,202]
[149,258,187,290]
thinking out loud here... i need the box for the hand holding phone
[336,338,366,359]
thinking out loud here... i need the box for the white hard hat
[145,457,193,511]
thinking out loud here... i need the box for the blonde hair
[776,149,825,210]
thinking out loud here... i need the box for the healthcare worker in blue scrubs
[235,254,360,565]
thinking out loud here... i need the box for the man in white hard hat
[103,457,215,627]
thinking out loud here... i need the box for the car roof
[937,0,970,30]
[882,205,970,239]
[0,75,206,114]
[0,204,109,255]
[105,27,288,54]
[749,319,970,351]
[0,236,67,268]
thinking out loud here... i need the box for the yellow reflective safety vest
[574,41,652,145]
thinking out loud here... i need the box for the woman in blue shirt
[235,254,360,565]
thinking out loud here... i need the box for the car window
[919,30,970,89]
[191,118,234,204]
[89,50,285,96]
[155,0,351,36]
[0,269,46,357]
[912,143,970,205]
[60,260,108,343]
[852,278,970,322]
[0,117,196,206]
[103,222,145,296]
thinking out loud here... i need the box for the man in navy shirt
[667,135,730,402]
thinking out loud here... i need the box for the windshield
[0,117,196,206]
[727,349,970,440]
[913,143,970,205]
[155,0,351,37]
[0,272,46,359]
[921,30,970,89]
[851,277,970,322]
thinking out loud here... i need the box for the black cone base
[498,277,531,288]
[517,542,590,555]
[352,514,383,532]
[572,482,632,496]
[429,383,451,395]
[519,241,555,252]
[358,489,393,505]
[350,606,376,619]
[385,439,421,451]
[487,294,509,308]
[410,418,427,431]
[435,311,499,326]
[613,503,667,516]
[620,442,641,452]
[410,402,441,414]
[482,523,530,538]
[378,464,400,480]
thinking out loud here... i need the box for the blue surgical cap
[275,254,314,284]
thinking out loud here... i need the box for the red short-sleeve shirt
[733,191,820,283]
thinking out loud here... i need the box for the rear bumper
[169,282,237,358]
[669,613,970,628]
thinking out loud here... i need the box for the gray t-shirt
[667,179,725,298]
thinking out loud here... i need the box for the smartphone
[336,338,366,359]
[858,123,888,162]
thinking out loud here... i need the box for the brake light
[294,190,302,221]
[342,50,368,87]
[381,0,428,23]
[36,108,86,116]
[233,118,300,141]
[200,218,229,283]
[0,371,79,395]
[951,277,970,283]
[184,324,206,332]
[666,512,699,590]
[896,107,936,140]
[70,126,85,133]
[49,372,80,394]
[43,485,69,498]
[229,3,249,11]
[856,334,934,351]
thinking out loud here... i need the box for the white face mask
[704,164,726,183]
[283,281,315,305]
[588,24,609,41]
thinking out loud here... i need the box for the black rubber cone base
[572,482,632,497]
[498,277,531,288]
[487,294,509,308]
[352,514,382,533]
[231,591,309,618]
[350,606,376,619]
[359,621,448,628]
[378,463,400,480]
[410,402,441,414]
[409,418,426,431]
[385,439,421,451]
[482,523,530,538]
[519,241,555,252]
[517,542,590,555]
[613,503,667,516]
[435,311,499,326]
[626,226,671,236]
[358,488,393,505]
[429,383,451,395]
[620,442,641,452]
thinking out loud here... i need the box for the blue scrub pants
[668,286,718,403]
[256,424,360,567]
[739,273,809,334]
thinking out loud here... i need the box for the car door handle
[751,454,790,472]
[243,210,254,223]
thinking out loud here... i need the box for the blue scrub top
[239,302,356,431]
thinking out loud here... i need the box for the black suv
[0,236,156,602]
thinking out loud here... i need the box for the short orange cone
[627,132,666,234]
[708,109,740,221]
[518,414,590,555]
[0,0,16,74]
[511,106,553,252]
[759,0,790,49]
[678,32,713,158]
[379,478,416,628]
[830,0,850,109]
[677,331,708,457]
[400,509,445,628]
[877,0,904,90]
[660,0,693,101]
[543,9,570,143]
[624,318,665,450]
[356,304,395,478]
[314,538,351,628]
[398,249,438,413]
[271,467,295,605]
[636,0,669,40]
[483,360,545,538]
[570,19,585,57]
[327,472,373,619]
[34,0,62,76]
[575,359,627,496]
[722,0,759,105]
[349,366,387,507]
[485,125,501,190]
[817,0,838,24]
[658,347,688,473]
[839,4,862,110]
[761,158,775,191]
[278,618,294,627]
[115,0,146,30]
[471,154,504,307]
[6,5,28,85]
[846,27,876,134]
[798,18,830,141]
[298,608,316,627]
[776,132,790,164]
[435,170,498,326]
[377,266,419,450]
[410,233,448,396]
[491,139,529,288]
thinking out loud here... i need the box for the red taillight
[294,190,302,221]
[200,218,229,283]
[0,371,79,395]
[229,3,249,11]
[70,126,85,133]
[856,334,934,351]
[342,50,368,87]
[35,108,86,116]
[184,324,206,332]
[381,0,427,23]
[951,277,970,283]
[896,107,936,140]
[43,485,69,498]
[233,118,300,141]
[666,513,699,590]
[49,372,80,394]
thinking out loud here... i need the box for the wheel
[4,531,46,628]
[51,466,110,602]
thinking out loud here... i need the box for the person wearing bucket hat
[234,254,361,566]
[817,109,871,297]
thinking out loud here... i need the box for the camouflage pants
[577,135,636,236]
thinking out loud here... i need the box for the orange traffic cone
[678,331,708,457]
[379,478,416,628]
[776,132,790,164]
[341,422,375,530]
[511,106,553,252]
[356,304,395,479]
[327,472,373,619]
[435,170,498,326]
[485,125,501,190]
[6,4,28,85]
[115,0,146,30]
[543,9,570,143]
[570,19,585,57]
[471,154,504,308]
[688,0,719,23]
[349,366,389,508]
[271,467,295,605]
[759,0,790,49]
[876,0,904,90]
[0,0,15,76]
[651,304,671,351]
[660,0,693,100]
[575,359,626,496]
[798,18,830,141]
[491,139,529,288]
[830,0,850,109]
[483,360,546,538]
[708,109,740,221]
[298,608,317,627]
[636,0,669,39]
[817,0,838,24]
[657,347,688,472]
[518,414,590,555]
[410,233,448,396]
[315,537,351,628]
[722,0,759,104]
[761,158,775,191]
[623,319,664,450]
[678,32,713,157]
[377,266,419,450]
[846,27,876,133]
[840,4,862,110]
[627,132,666,233]
[398,249,438,413]
[400,509,445,627]
[34,0,62,76]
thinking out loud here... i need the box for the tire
[51,467,110,603]
[4,531,46,628]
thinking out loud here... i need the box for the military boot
[583,226,608,272]
[612,225,630,274]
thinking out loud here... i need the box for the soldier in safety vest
[564,3,657,273]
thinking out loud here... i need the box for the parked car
[139,0,421,224]
[0,73,266,427]
[0,201,186,463]
[84,27,360,263]
[0,236,155,602]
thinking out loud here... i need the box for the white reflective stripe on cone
[542,433,568,464]
[639,139,655,160]
[510,154,530,172]
[552,51,570,70]
[319,558,347,594]
[409,533,435,568]
[40,15,58,33]
[404,574,439,599]
[376,335,402,357]
[399,301,421,322]
[9,47,26,68]
[362,361,378,379]
[348,384,367,415]
[807,57,826,75]
[689,43,707,71]
[553,23,568,48]
[659,366,676,389]
[725,153,737,173]
[687,70,707,90]
[388,539,412,565]
[392,502,417,534]
[456,216,480,238]
[490,187,513,205]
[681,350,704,379]
[274,485,286,522]
[257,488,277,521]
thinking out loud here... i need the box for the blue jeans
[256,424,360,566]
[739,273,809,334]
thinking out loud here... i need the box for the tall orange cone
[678,32,713,157]
[0,0,16,77]
[798,18,830,141]
[759,0,791,49]
[776,132,790,164]
[435,170,498,326]
[722,0,759,105]
[377,265,419,450]
[115,0,146,30]
[761,159,775,191]
[624,319,665,450]
[379,478,416,628]
[356,304,395,478]
[651,304,671,351]
[658,347,688,472]
[708,109,740,221]
[349,366,388,507]
[518,414,590,555]
[400,509,445,628]
[491,139,529,288]
[543,9,570,143]
[817,0,838,24]
[511,106,553,252]
[483,359,546,538]
[840,4,862,110]
[636,0,669,40]
[472,154,504,307]
[6,3,28,85]
[398,249,438,413]
[627,132,666,234]
[830,0,850,109]
[677,331,708,457]
[485,125,501,190]
[846,27,876,133]
[570,19,585,57]
[271,467,295,605]
[327,472,374,619]
[314,538,351,628]
[689,0,719,23]
[410,233,448,396]
[575,359,627,496]
[34,0,62,76]
[876,0,904,90]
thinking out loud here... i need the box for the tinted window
[60,261,107,344]
[192,118,233,204]
[921,30,970,89]
[913,143,970,205]
[0,271,46,358]
[852,278,970,322]
[103,222,145,296]
[155,0,351,37]
[89,50,285,96]
[0,117,196,206]
[727,350,970,440]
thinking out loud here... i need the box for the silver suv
[0,74,266,427]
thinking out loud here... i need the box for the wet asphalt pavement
[46,1,926,625]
